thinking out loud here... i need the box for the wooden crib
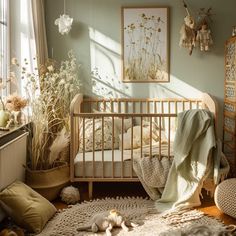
[70,93,217,198]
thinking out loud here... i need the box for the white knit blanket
[131,142,174,200]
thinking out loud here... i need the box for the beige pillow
[79,115,133,152]
[79,117,119,151]
[0,181,56,233]
[119,125,160,150]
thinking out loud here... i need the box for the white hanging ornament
[55,14,73,35]
[55,0,73,35]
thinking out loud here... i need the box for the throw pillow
[0,181,56,233]
[79,108,134,152]
[119,125,160,150]
[79,117,119,151]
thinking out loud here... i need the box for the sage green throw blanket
[156,109,218,211]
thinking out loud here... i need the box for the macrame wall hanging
[179,0,214,55]
[55,0,73,35]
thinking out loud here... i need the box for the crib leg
[88,182,93,199]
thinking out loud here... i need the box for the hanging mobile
[55,0,73,35]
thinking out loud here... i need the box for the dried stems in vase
[11,51,81,170]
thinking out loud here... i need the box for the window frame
[0,0,9,97]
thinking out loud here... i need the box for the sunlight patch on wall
[89,27,131,98]
[149,75,202,98]
[88,28,202,99]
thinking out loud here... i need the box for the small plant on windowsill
[10,51,81,200]
[0,96,10,128]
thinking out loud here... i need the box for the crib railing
[81,97,202,114]
[73,113,175,179]
[70,95,202,198]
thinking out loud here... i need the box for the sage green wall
[44,0,236,136]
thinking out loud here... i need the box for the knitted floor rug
[38,197,235,236]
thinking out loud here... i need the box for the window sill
[0,122,31,146]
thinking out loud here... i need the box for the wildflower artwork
[122,7,169,82]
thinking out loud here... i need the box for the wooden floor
[53,182,236,225]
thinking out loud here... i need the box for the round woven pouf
[214,178,236,218]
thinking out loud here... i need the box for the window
[0,0,9,97]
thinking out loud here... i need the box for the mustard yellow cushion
[0,181,56,233]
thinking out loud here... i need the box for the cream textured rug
[38,197,233,236]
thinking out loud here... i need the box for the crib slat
[83,118,85,178]
[150,118,152,158]
[102,117,104,178]
[161,101,164,129]
[154,101,157,124]
[141,117,143,158]
[93,117,95,178]
[168,117,171,158]
[112,116,114,179]
[159,116,162,158]
[131,118,134,178]
[70,114,76,181]
[121,117,124,178]
[133,102,135,113]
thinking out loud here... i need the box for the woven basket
[25,161,70,201]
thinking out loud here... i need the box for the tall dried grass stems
[11,51,81,170]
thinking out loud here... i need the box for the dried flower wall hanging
[179,0,214,55]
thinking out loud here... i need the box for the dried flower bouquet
[11,51,81,170]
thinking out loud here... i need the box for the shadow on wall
[88,27,133,98]
[70,20,83,39]
[87,26,202,99]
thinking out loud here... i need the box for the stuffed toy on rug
[77,209,138,236]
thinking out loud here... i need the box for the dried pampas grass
[49,127,70,166]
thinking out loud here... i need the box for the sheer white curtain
[31,0,48,66]
[10,0,37,95]
[10,0,48,95]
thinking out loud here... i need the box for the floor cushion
[0,181,57,233]
[214,178,236,218]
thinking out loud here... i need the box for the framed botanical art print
[122,7,169,82]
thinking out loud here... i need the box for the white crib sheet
[74,142,173,178]
[74,150,136,178]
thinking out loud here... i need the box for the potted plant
[0,97,10,127]
[11,51,81,200]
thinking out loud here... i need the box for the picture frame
[121,7,169,83]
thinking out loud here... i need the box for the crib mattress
[74,150,136,178]
[74,142,173,178]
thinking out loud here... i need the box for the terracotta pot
[25,162,70,201]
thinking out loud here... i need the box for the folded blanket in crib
[129,142,173,200]
[155,109,224,212]
[124,142,174,159]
